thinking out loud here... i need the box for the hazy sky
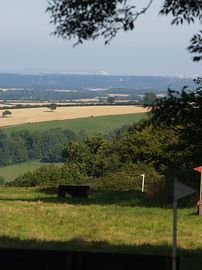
[0,0,201,76]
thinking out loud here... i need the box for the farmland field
[0,161,63,183]
[2,112,147,135]
[0,105,148,128]
[0,187,201,270]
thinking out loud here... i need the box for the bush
[7,163,90,187]
[91,162,165,195]
[7,164,61,187]
[60,163,90,185]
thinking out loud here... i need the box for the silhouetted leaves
[47,0,202,61]
[46,0,153,45]
[188,30,202,61]
[160,0,202,25]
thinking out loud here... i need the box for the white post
[141,174,145,192]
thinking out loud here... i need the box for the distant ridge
[0,73,195,91]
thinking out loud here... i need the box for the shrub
[7,164,61,187]
[91,162,165,195]
[60,163,90,185]
[7,163,90,187]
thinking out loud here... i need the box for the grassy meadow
[0,187,201,270]
[2,112,147,135]
[0,110,200,269]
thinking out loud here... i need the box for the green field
[2,113,147,135]
[0,187,201,270]
[0,161,63,182]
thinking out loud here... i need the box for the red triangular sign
[193,166,202,173]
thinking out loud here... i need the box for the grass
[0,161,63,182]
[0,187,201,269]
[2,113,147,136]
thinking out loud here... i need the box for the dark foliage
[148,77,202,129]
[47,103,57,111]
[188,30,202,61]
[2,110,12,117]
[160,0,202,24]
[148,77,202,166]
[160,0,202,61]
[47,0,152,45]
[143,92,157,105]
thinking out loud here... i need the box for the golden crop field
[0,106,148,127]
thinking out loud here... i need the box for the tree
[2,110,12,117]
[107,97,115,104]
[47,103,57,112]
[63,140,91,164]
[62,135,116,177]
[47,0,202,61]
[143,92,157,105]
[148,78,202,128]
[147,77,202,166]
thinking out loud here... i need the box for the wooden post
[199,172,202,215]
[193,166,202,216]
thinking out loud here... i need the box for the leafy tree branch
[46,0,202,60]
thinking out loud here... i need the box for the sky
[0,0,201,76]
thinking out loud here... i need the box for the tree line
[0,128,78,166]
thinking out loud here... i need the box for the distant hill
[0,73,195,91]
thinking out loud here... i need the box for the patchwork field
[0,105,148,128]
[0,187,201,270]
